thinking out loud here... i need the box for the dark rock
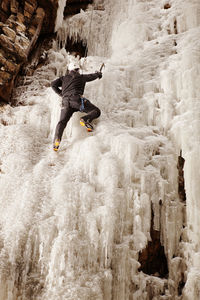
[26,0,37,6]
[0,9,8,23]
[0,70,12,84]
[0,79,14,103]
[0,34,26,61]
[16,34,30,49]
[28,25,37,37]
[35,7,45,22]
[2,26,16,41]
[25,7,45,56]
[24,1,37,16]
[5,14,17,29]
[10,0,19,14]
[0,55,19,74]
[177,152,186,202]
[15,20,26,33]
[24,1,37,19]
[64,0,93,17]
[138,208,168,278]
[0,0,56,104]
[164,3,171,9]
[16,12,25,23]
[37,0,58,34]
[1,0,11,14]
[65,37,87,57]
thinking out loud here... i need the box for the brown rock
[31,7,45,26]
[0,79,14,102]
[0,71,12,85]
[164,3,171,9]
[16,34,30,49]
[0,55,18,73]
[2,26,16,42]
[0,49,6,59]
[35,7,45,21]
[7,14,16,21]
[16,12,25,24]
[1,0,10,14]
[10,0,18,14]
[24,1,37,14]
[0,9,8,23]
[0,48,16,63]
[16,21,26,33]
[23,0,37,19]
[36,0,57,34]
[28,25,37,37]
[15,42,27,60]
[0,34,26,61]
[24,10,32,19]
[0,0,59,104]
[0,34,15,54]
[7,60,19,73]
[26,0,38,6]
[5,15,16,29]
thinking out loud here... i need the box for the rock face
[0,0,58,104]
[138,207,169,279]
[64,0,93,17]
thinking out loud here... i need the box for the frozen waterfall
[0,0,200,299]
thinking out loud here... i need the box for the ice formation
[0,0,200,299]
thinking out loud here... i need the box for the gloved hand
[96,71,102,79]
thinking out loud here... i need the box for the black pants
[54,98,101,142]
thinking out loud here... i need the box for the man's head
[68,61,80,72]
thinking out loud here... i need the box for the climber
[51,61,102,151]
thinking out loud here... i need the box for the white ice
[0,0,200,299]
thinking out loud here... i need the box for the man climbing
[51,61,102,151]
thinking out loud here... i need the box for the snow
[0,0,200,299]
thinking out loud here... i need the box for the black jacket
[51,70,100,101]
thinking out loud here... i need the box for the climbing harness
[80,97,85,111]
[80,96,87,112]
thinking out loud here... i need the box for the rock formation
[0,0,58,104]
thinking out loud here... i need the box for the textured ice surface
[0,0,200,299]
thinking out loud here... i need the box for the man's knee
[95,107,101,118]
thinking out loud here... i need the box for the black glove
[96,71,102,79]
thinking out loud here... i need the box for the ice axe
[97,63,105,79]
[99,63,105,72]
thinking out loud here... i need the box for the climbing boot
[80,118,93,132]
[53,139,60,151]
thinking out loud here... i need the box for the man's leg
[80,100,101,132]
[53,105,74,145]
[81,99,101,123]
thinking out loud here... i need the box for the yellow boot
[80,118,93,132]
[53,139,60,151]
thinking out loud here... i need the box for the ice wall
[0,0,200,299]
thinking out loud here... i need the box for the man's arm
[82,72,102,82]
[51,77,63,96]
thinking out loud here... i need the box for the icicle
[54,0,67,32]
